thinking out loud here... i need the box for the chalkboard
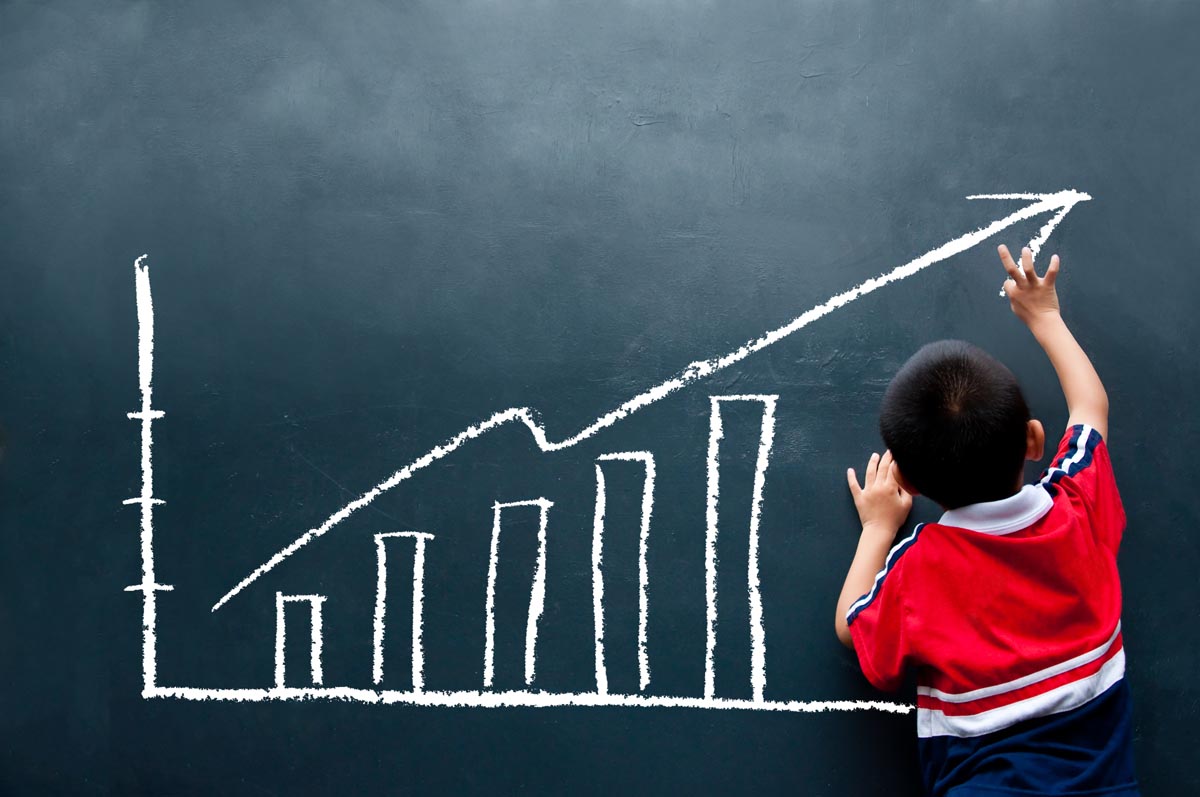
[3,1,1198,794]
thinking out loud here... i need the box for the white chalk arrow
[212,189,1091,613]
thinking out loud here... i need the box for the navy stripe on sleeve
[846,524,925,626]
[1040,424,1100,488]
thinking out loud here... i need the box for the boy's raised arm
[999,245,1109,441]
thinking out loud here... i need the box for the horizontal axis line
[143,686,912,714]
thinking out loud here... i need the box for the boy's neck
[938,479,1026,513]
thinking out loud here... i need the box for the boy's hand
[999,244,1061,327]
[847,450,912,535]
[837,450,914,648]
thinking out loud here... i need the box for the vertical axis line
[125,255,169,697]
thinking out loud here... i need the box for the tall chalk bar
[704,395,778,703]
[591,452,656,695]
[483,499,552,689]
[372,532,435,691]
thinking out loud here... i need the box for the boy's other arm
[999,245,1109,440]
[835,451,912,648]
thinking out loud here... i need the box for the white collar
[937,484,1054,536]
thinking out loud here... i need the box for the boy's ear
[891,462,920,496]
[1026,419,1046,461]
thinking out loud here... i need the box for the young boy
[835,245,1137,796]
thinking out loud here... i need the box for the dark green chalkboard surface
[3,1,1198,794]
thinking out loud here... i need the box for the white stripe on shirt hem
[916,622,1122,704]
[917,647,1125,738]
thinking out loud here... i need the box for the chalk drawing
[372,531,434,689]
[147,686,911,713]
[592,452,656,694]
[275,593,326,687]
[704,396,777,702]
[974,193,1080,297]
[127,190,1091,710]
[122,255,173,698]
[482,499,552,688]
[211,190,1090,613]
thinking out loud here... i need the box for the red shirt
[846,425,1135,794]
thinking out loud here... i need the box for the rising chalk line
[210,190,1090,613]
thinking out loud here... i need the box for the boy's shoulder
[923,423,1124,557]
[1037,423,1126,553]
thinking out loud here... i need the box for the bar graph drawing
[125,191,1091,712]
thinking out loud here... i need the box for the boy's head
[880,340,1042,509]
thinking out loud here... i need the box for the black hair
[879,340,1030,509]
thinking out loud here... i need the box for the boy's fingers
[865,452,880,483]
[1021,247,1037,281]
[1046,254,1060,283]
[847,468,862,498]
[878,450,894,484]
[998,245,1024,283]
